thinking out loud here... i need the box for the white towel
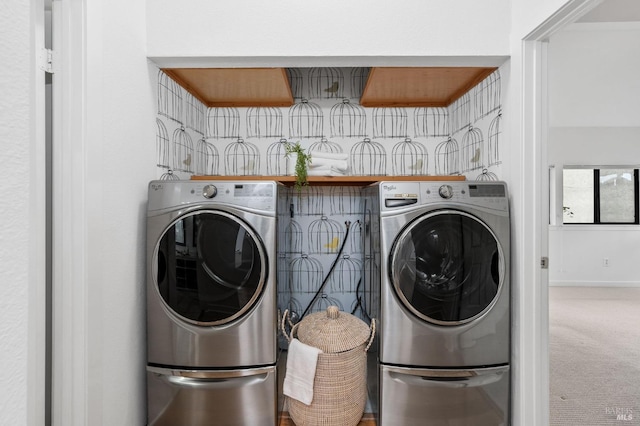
[309,157,348,172]
[310,151,349,161]
[307,166,346,176]
[283,338,323,405]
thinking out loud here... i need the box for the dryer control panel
[147,180,277,212]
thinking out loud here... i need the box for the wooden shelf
[360,67,498,107]
[162,68,294,107]
[191,175,466,186]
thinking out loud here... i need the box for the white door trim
[29,0,47,424]
[51,0,89,425]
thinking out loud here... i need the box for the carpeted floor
[549,287,640,425]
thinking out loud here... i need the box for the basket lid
[296,306,370,353]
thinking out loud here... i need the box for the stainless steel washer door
[389,210,505,326]
[154,210,267,326]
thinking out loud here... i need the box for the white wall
[548,23,640,127]
[80,0,156,424]
[548,23,640,287]
[146,0,510,67]
[0,1,37,424]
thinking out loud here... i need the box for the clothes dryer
[363,180,511,426]
[146,180,281,426]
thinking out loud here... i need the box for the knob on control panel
[202,184,218,199]
[438,184,454,199]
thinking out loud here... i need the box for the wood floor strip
[279,412,376,426]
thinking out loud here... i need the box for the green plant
[285,142,311,191]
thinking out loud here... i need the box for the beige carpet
[549,287,640,425]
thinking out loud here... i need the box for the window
[563,168,639,224]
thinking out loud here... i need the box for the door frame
[516,1,604,424]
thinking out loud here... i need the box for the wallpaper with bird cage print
[153,66,504,322]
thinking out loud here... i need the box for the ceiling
[577,0,640,22]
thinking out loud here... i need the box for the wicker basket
[282,306,376,426]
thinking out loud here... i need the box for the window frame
[562,167,639,225]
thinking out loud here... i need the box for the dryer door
[389,210,505,325]
[154,210,266,326]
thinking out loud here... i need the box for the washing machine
[363,180,511,426]
[145,180,282,426]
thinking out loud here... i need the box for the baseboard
[279,412,376,426]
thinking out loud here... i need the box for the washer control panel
[422,181,508,212]
[378,181,508,213]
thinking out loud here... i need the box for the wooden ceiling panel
[360,67,498,107]
[162,68,294,107]
[161,66,497,108]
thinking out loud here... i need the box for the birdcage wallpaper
[277,252,292,291]
[434,137,460,176]
[156,118,170,169]
[172,126,194,173]
[474,70,501,121]
[207,107,240,139]
[414,107,449,138]
[350,138,386,176]
[350,67,370,99]
[154,67,506,322]
[450,92,472,134]
[372,107,408,139]
[185,91,205,135]
[289,99,324,139]
[329,255,362,293]
[488,111,502,166]
[391,138,428,176]
[282,219,304,254]
[330,99,367,138]
[266,138,292,176]
[308,67,344,99]
[224,138,260,175]
[461,126,485,173]
[309,137,343,154]
[246,107,283,139]
[308,216,345,254]
[292,186,324,216]
[476,168,499,181]
[329,186,361,215]
[157,70,183,123]
[286,68,304,100]
[290,254,324,293]
[312,294,345,314]
[194,138,219,176]
[160,169,180,180]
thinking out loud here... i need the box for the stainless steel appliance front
[147,366,277,426]
[146,180,280,425]
[364,181,511,425]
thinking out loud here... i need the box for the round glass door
[154,210,266,325]
[389,210,504,325]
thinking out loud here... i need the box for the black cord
[350,276,372,322]
[299,220,351,320]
